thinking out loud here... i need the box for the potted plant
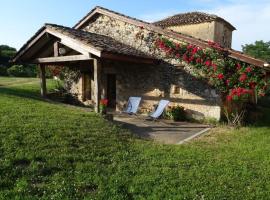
[169,105,186,121]
[99,99,108,115]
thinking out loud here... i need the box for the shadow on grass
[0,86,43,101]
[0,86,91,110]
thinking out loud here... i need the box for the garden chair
[149,99,170,120]
[123,97,142,115]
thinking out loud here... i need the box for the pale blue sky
[0,0,269,51]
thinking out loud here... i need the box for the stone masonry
[70,14,222,120]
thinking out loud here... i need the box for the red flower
[239,73,247,82]
[183,54,189,62]
[175,43,181,50]
[192,47,198,55]
[157,40,165,49]
[212,63,217,71]
[236,63,242,70]
[208,40,215,46]
[196,58,202,64]
[246,66,252,73]
[227,95,233,101]
[230,87,252,98]
[187,44,193,49]
[100,99,108,106]
[176,53,181,58]
[226,79,230,86]
[205,60,212,67]
[217,73,224,80]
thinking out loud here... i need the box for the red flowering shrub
[155,37,270,103]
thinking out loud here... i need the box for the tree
[0,45,17,64]
[242,40,270,62]
[0,45,17,76]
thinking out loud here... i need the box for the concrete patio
[113,114,211,144]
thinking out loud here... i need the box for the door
[107,74,116,109]
[82,73,91,101]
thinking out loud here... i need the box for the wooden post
[93,59,101,113]
[39,64,47,97]
[54,42,59,57]
[81,73,86,101]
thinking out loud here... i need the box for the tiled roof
[153,12,236,30]
[12,23,154,63]
[13,6,268,69]
[45,23,152,59]
[72,6,267,68]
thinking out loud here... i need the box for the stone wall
[168,22,216,44]
[103,60,221,119]
[167,21,232,48]
[71,14,223,119]
[214,21,233,48]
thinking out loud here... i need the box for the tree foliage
[242,40,270,62]
[0,45,17,65]
[0,45,38,77]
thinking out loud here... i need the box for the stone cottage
[12,6,269,120]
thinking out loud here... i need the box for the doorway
[107,74,116,109]
[82,73,91,101]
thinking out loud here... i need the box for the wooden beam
[46,29,102,57]
[54,42,59,57]
[34,55,93,64]
[101,52,156,64]
[39,64,47,97]
[93,58,101,113]
[12,28,47,62]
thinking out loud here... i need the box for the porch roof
[12,23,156,64]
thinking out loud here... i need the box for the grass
[1,77,270,199]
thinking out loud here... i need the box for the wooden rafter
[34,54,92,64]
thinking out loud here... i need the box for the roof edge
[72,6,267,69]
[153,12,236,31]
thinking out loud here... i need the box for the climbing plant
[156,37,270,125]
[155,38,270,101]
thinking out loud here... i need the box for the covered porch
[12,24,156,112]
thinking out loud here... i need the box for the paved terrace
[113,114,211,145]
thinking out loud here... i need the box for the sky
[0,0,269,51]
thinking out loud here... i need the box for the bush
[7,65,37,77]
[166,105,186,121]
[0,65,8,76]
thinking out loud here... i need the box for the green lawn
[0,77,270,199]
